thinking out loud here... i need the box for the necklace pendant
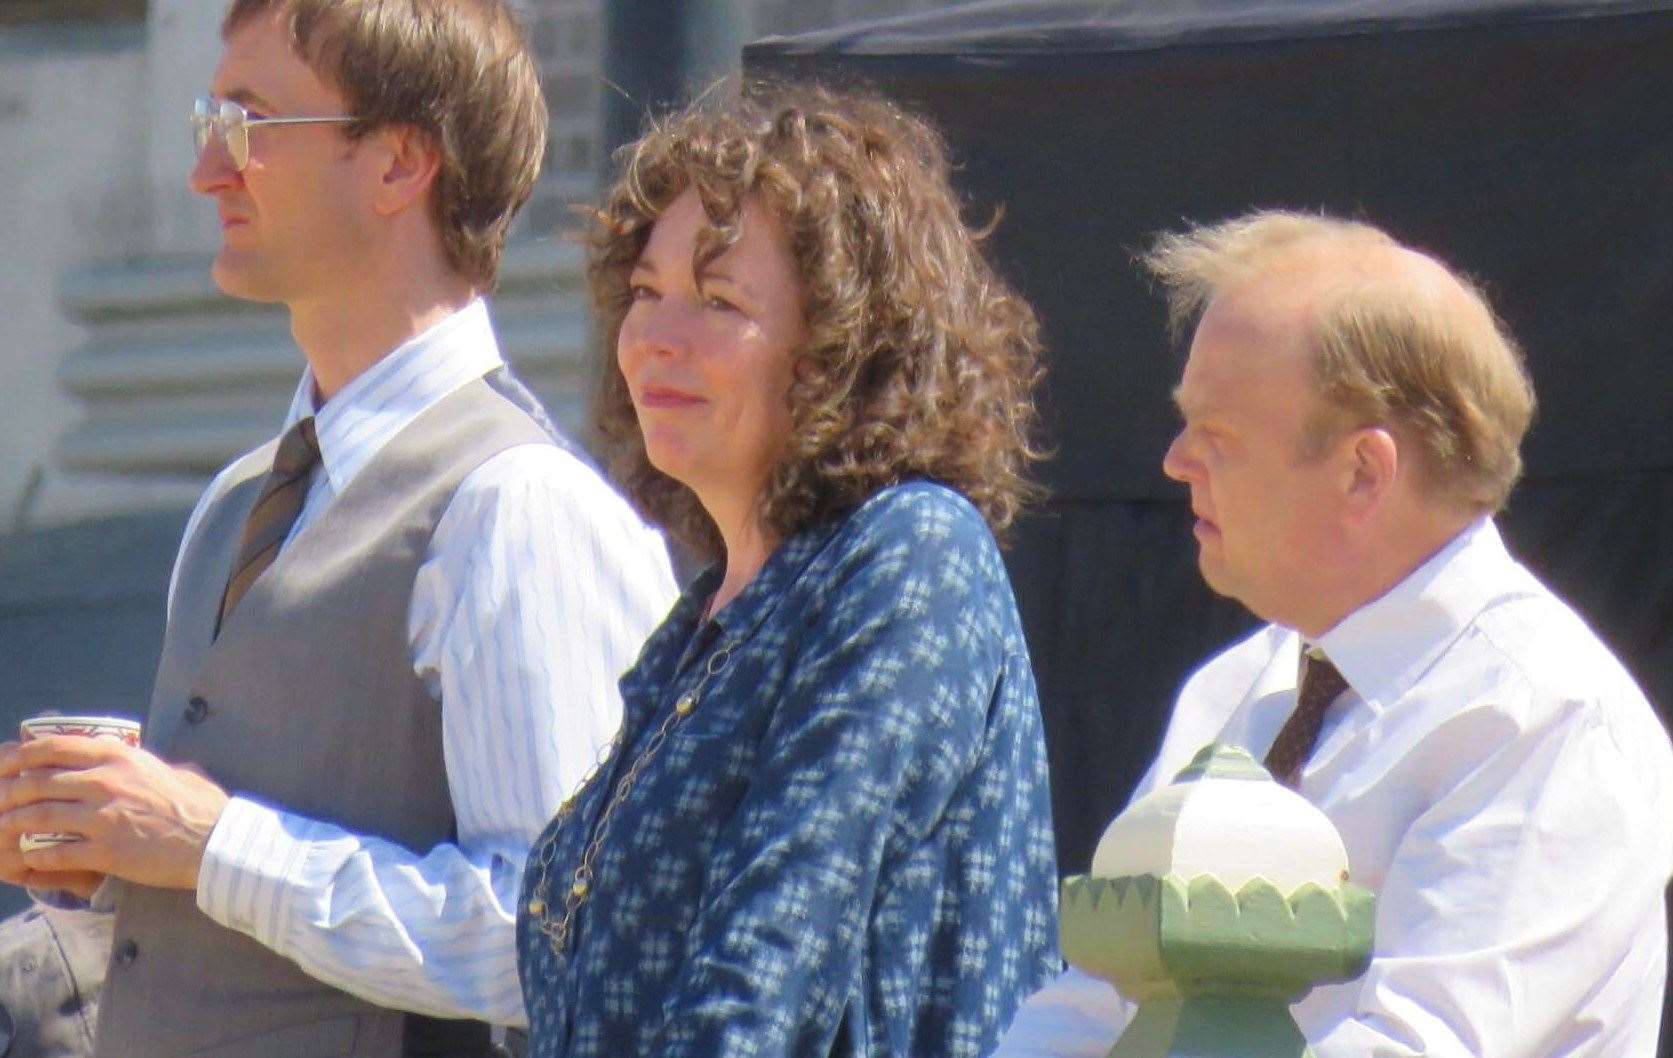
[571,880,591,899]
[675,691,697,716]
[527,897,546,916]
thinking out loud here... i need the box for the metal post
[601,0,691,166]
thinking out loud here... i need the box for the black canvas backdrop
[746,2,1672,1040]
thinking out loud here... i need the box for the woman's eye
[702,291,740,313]
[627,283,657,302]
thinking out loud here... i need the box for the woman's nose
[629,298,700,360]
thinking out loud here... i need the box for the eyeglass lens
[191,97,249,171]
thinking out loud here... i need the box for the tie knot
[1301,649,1349,706]
[274,417,321,479]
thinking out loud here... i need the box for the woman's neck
[705,497,779,621]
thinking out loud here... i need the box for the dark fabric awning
[746,11,1672,1044]
[748,0,1673,499]
[749,0,1673,56]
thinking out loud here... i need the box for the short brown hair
[590,81,1045,558]
[223,0,547,287]
[1145,210,1536,514]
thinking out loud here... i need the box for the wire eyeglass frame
[191,95,357,171]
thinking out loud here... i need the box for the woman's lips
[639,386,704,409]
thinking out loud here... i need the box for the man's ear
[371,125,441,217]
[1344,426,1398,520]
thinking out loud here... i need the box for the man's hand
[0,739,107,898]
[0,736,230,892]
[0,824,105,899]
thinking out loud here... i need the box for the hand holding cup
[16,715,142,852]
[0,715,140,897]
[0,715,225,893]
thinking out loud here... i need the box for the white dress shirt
[174,299,677,1026]
[997,519,1673,1057]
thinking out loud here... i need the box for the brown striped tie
[216,417,320,635]
[1264,647,1350,789]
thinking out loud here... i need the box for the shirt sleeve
[987,966,1130,1058]
[195,444,677,1026]
[1309,698,1670,1057]
[651,492,1054,1057]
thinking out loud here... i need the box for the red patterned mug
[17,715,143,852]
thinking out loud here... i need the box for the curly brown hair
[590,81,1046,559]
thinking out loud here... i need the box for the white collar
[1311,519,1534,712]
[282,298,503,494]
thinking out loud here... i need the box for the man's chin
[209,254,285,304]
[1195,553,1234,599]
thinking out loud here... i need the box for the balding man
[996,211,1673,1057]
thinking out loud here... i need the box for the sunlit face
[616,187,807,516]
[1162,287,1347,628]
[189,12,378,306]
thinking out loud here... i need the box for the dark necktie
[1264,647,1350,789]
[216,417,320,635]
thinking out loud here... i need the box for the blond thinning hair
[1145,210,1536,514]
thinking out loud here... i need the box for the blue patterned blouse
[516,481,1060,1057]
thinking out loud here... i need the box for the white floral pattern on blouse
[517,481,1060,1057]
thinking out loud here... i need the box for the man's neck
[288,272,478,403]
[1294,508,1478,639]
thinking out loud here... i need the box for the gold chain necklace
[526,638,736,956]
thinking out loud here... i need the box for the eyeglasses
[191,95,357,172]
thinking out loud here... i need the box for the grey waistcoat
[94,376,552,1058]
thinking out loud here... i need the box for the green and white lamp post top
[1060,743,1375,1058]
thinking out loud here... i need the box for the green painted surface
[1170,742,1270,784]
[1061,872,1373,1057]
[1159,876,1374,999]
[1060,874,1170,998]
[1113,995,1313,1058]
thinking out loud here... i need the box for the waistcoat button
[114,940,139,966]
[184,696,210,724]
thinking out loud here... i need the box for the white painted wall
[0,25,148,532]
[146,0,225,257]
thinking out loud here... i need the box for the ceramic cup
[16,715,143,852]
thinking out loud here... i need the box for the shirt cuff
[27,875,117,912]
[30,888,92,911]
[196,795,314,954]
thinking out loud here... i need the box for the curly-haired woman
[516,81,1059,1058]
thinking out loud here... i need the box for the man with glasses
[0,2,676,1056]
